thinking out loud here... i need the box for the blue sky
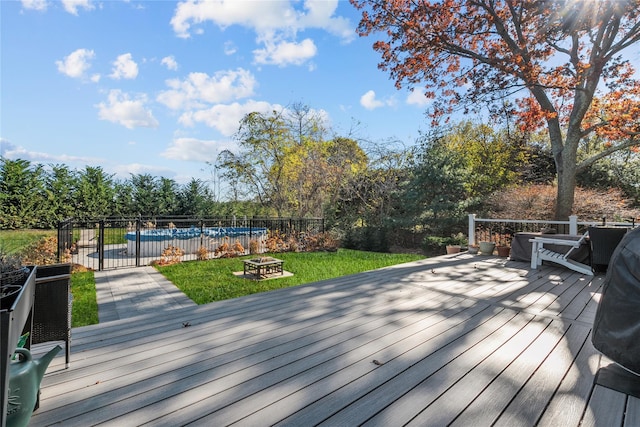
[1,0,432,186]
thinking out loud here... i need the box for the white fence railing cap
[468,214,637,245]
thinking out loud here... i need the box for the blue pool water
[125,226,268,242]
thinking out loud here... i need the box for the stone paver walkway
[94,266,196,322]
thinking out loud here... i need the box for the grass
[0,230,99,327]
[156,249,425,305]
[102,227,127,245]
[0,229,56,255]
[1,228,425,326]
[70,271,99,327]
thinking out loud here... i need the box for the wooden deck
[31,254,639,426]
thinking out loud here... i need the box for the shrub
[265,231,289,253]
[155,245,184,266]
[341,226,390,253]
[214,238,245,258]
[196,245,209,261]
[484,184,639,221]
[422,232,467,253]
[248,239,260,254]
[288,236,300,252]
[303,232,340,252]
[20,236,59,266]
[232,240,245,255]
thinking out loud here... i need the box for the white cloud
[359,90,397,110]
[297,0,353,40]
[161,56,179,71]
[0,138,14,157]
[360,90,384,110]
[96,89,159,129]
[171,1,292,38]
[157,68,257,110]
[170,0,353,66]
[171,0,353,39]
[21,0,48,11]
[179,100,282,136]
[62,0,94,15]
[0,138,102,164]
[224,41,237,55]
[55,48,95,79]
[161,137,235,162]
[112,163,176,180]
[110,53,139,80]
[253,37,317,67]
[406,89,432,107]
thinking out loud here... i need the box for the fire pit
[243,257,284,280]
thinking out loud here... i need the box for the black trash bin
[592,226,640,375]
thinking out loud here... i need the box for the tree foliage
[438,122,523,196]
[402,122,522,235]
[178,178,213,217]
[46,164,77,225]
[218,104,368,218]
[577,147,640,204]
[74,166,115,221]
[351,0,640,219]
[0,158,230,229]
[0,159,49,228]
[331,140,411,228]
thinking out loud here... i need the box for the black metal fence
[58,216,324,271]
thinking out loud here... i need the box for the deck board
[209,297,483,426]
[492,322,591,426]
[28,255,637,426]
[448,319,572,427]
[536,333,601,427]
[280,307,520,427]
[365,312,545,427]
[117,295,470,426]
[582,384,627,427]
[625,396,640,427]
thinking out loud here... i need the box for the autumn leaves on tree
[351,0,640,219]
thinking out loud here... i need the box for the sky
[0,0,433,188]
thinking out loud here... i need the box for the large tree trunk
[553,127,581,220]
[547,114,580,220]
[555,161,577,220]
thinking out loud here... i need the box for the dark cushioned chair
[588,226,628,273]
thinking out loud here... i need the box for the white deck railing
[467,214,637,246]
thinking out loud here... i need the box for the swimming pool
[124,227,268,257]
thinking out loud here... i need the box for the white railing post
[569,215,578,235]
[468,214,476,246]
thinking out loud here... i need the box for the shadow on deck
[32,254,639,426]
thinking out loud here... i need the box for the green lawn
[70,271,99,327]
[0,229,56,255]
[102,227,127,245]
[1,229,99,327]
[2,228,425,326]
[156,249,424,305]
